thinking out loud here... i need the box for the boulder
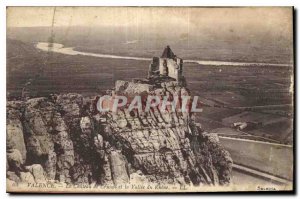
[25,164,46,183]
[7,171,21,183]
[20,172,35,183]
[7,149,23,171]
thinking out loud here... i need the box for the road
[219,136,293,180]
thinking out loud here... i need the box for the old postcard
[6,7,294,193]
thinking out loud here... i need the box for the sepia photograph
[6,6,294,193]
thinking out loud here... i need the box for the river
[35,42,292,67]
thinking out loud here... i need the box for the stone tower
[148,46,184,82]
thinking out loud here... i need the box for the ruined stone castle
[148,46,184,83]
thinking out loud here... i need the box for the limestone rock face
[7,101,27,161]
[6,80,232,187]
[109,151,129,185]
[115,80,152,94]
[101,79,232,186]
[23,97,55,159]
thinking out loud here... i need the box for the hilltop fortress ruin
[7,46,232,191]
[148,45,184,83]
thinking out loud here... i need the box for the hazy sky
[7,7,293,42]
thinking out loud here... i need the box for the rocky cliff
[7,77,232,188]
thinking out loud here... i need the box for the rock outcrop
[6,77,232,187]
[6,45,233,189]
